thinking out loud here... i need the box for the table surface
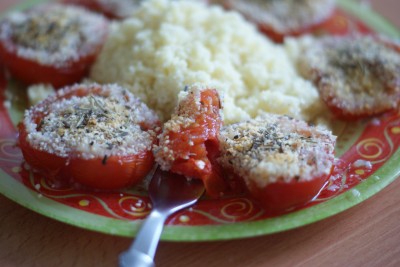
[1,1,400,267]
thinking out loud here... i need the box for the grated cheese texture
[23,83,159,159]
[218,113,336,187]
[0,3,108,67]
[291,35,400,117]
[219,0,336,33]
[90,0,327,124]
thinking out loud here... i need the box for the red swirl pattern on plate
[1,10,400,227]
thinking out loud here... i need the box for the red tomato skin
[159,89,227,197]
[221,1,335,43]
[18,84,158,190]
[327,94,400,122]
[387,42,400,53]
[258,11,336,43]
[0,39,103,88]
[18,123,68,180]
[170,139,227,197]
[247,172,331,214]
[258,25,303,43]
[317,36,400,121]
[20,122,155,189]
[323,98,369,121]
[0,5,108,88]
[257,8,374,43]
[68,151,154,190]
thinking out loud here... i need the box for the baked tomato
[18,83,160,190]
[0,3,108,88]
[154,85,226,197]
[297,35,400,120]
[218,113,336,213]
[61,0,142,20]
[219,0,336,42]
[247,174,329,214]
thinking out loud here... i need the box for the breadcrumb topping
[23,83,159,159]
[218,113,336,187]
[223,0,336,33]
[0,3,108,67]
[297,35,400,116]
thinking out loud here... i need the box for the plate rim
[1,146,399,241]
[0,0,399,241]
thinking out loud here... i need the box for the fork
[119,165,205,267]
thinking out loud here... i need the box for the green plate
[0,0,399,241]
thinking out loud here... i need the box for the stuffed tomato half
[154,85,227,198]
[297,35,400,120]
[218,113,336,213]
[18,83,160,190]
[220,0,336,42]
[0,3,108,88]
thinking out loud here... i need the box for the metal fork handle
[119,209,167,267]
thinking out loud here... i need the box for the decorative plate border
[0,0,399,241]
